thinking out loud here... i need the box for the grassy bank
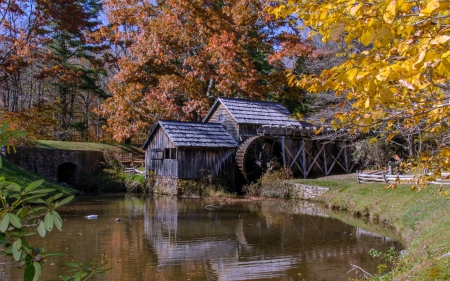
[293,174,450,280]
[0,159,77,195]
[35,140,142,153]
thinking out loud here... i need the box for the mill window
[164,148,177,159]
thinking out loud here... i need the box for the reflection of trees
[4,196,401,281]
[143,198,401,281]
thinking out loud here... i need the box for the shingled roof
[142,120,239,149]
[203,97,308,126]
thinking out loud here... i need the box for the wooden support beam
[326,146,345,175]
[281,137,286,167]
[306,142,326,176]
[344,145,350,173]
[323,145,328,175]
[302,139,307,178]
[289,142,305,173]
[285,142,303,174]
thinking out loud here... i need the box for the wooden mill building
[143,97,356,193]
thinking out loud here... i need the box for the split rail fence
[120,153,145,174]
[357,170,450,185]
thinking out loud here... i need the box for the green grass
[294,174,450,280]
[35,140,143,153]
[0,159,77,195]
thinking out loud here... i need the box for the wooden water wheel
[236,136,284,183]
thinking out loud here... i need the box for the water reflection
[1,195,401,281]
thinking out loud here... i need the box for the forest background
[0,0,341,144]
[2,0,450,175]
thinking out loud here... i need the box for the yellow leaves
[330,22,346,41]
[359,26,375,46]
[436,56,450,77]
[373,25,392,45]
[343,68,358,82]
[357,117,373,132]
[372,108,383,119]
[349,2,362,16]
[440,148,450,157]
[287,73,296,86]
[365,97,370,109]
[383,0,397,24]
[431,35,450,45]
[420,0,440,15]
[379,89,395,105]
[368,137,378,145]
[413,49,426,70]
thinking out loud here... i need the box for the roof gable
[203,98,303,126]
[142,120,239,149]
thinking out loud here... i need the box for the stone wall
[4,146,104,187]
[150,176,179,195]
[288,183,329,200]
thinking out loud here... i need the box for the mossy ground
[292,174,450,280]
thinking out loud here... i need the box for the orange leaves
[100,0,312,141]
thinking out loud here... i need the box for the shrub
[243,167,293,198]
[124,173,146,193]
[352,138,396,169]
[177,180,234,198]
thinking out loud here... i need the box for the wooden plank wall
[239,124,260,140]
[178,147,236,179]
[145,127,178,177]
[207,104,240,142]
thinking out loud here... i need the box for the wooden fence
[124,166,145,175]
[356,171,450,185]
[120,153,145,167]
[120,152,145,175]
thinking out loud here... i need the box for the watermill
[236,136,284,183]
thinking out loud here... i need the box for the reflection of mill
[143,198,400,281]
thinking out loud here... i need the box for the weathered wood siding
[238,124,260,140]
[145,127,178,177]
[178,147,236,179]
[207,104,239,142]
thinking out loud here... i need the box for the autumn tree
[100,0,313,141]
[270,0,450,173]
[0,0,108,141]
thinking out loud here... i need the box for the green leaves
[0,122,106,281]
[8,213,22,228]
[24,263,35,281]
[37,221,46,237]
[44,212,54,231]
[58,195,74,207]
[12,239,22,261]
[0,214,10,232]
[24,262,41,281]
[25,179,44,192]
[60,261,111,281]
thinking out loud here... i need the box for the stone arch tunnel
[4,146,104,188]
[57,162,78,186]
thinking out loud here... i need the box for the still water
[1,195,401,281]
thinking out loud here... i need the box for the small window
[151,149,164,160]
[218,114,224,121]
[164,148,177,159]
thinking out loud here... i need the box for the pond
[1,195,401,281]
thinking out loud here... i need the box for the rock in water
[85,215,98,219]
